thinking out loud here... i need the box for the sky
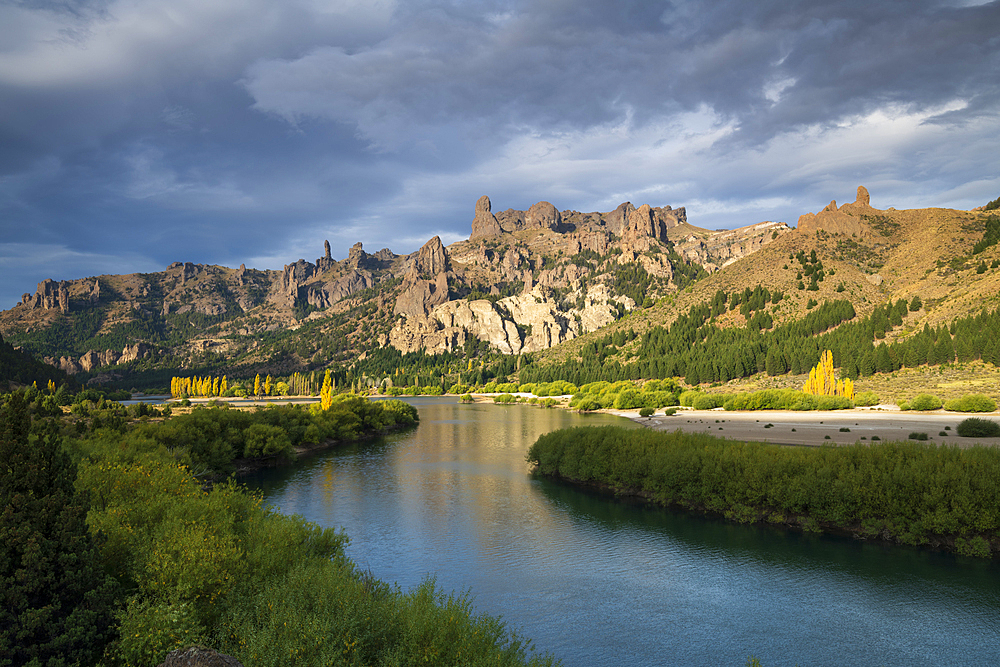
[2,0,999,309]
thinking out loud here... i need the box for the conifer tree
[0,394,119,665]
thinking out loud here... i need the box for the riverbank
[527,425,1000,557]
[615,406,1000,447]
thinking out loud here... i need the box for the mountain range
[1,186,997,389]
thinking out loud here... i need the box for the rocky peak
[21,279,70,314]
[607,202,636,235]
[324,239,332,259]
[372,248,397,262]
[525,201,562,230]
[470,195,503,240]
[347,242,369,269]
[797,185,876,235]
[409,236,449,278]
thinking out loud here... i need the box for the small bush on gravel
[956,418,1000,438]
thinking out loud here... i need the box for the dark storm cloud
[2,0,999,308]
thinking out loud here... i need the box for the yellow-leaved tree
[320,369,333,410]
[803,350,854,400]
[253,374,261,397]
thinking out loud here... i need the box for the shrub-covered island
[527,426,1000,558]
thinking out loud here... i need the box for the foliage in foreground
[527,426,1000,557]
[0,392,554,667]
[1,394,119,666]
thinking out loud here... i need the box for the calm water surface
[244,397,1000,666]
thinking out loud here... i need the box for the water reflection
[245,398,1000,667]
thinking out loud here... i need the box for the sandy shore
[613,407,1000,447]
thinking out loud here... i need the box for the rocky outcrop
[606,202,636,236]
[797,186,875,235]
[525,201,562,231]
[393,237,452,319]
[346,242,368,269]
[408,236,449,278]
[389,284,633,355]
[677,221,792,271]
[470,195,503,240]
[307,269,376,308]
[46,343,151,374]
[21,279,70,313]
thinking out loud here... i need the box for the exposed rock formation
[21,279,70,313]
[797,186,875,235]
[394,237,452,320]
[390,284,633,355]
[525,201,562,230]
[470,195,503,240]
[46,343,151,374]
[408,236,449,278]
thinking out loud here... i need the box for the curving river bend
[244,397,1000,666]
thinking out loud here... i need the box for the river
[243,397,1000,666]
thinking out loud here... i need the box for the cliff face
[386,196,791,354]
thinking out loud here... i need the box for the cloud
[2,0,1000,309]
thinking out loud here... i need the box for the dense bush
[527,426,1000,556]
[853,391,879,407]
[494,393,516,404]
[70,418,554,667]
[907,394,943,411]
[692,393,728,410]
[956,418,1000,438]
[533,381,578,396]
[722,389,852,411]
[944,394,997,413]
[75,398,419,475]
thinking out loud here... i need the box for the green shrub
[613,389,644,410]
[956,418,1000,438]
[909,394,943,411]
[898,401,911,411]
[639,407,655,417]
[448,384,470,395]
[679,390,702,407]
[576,398,600,412]
[493,393,516,404]
[527,425,1000,558]
[721,389,851,411]
[692,393,726,410]
[460,394,474,403]
[908,432,929,441]
[243,423,294,459]
[853,391,879,407]
[944,394,997,413]
[663,407,678,416]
